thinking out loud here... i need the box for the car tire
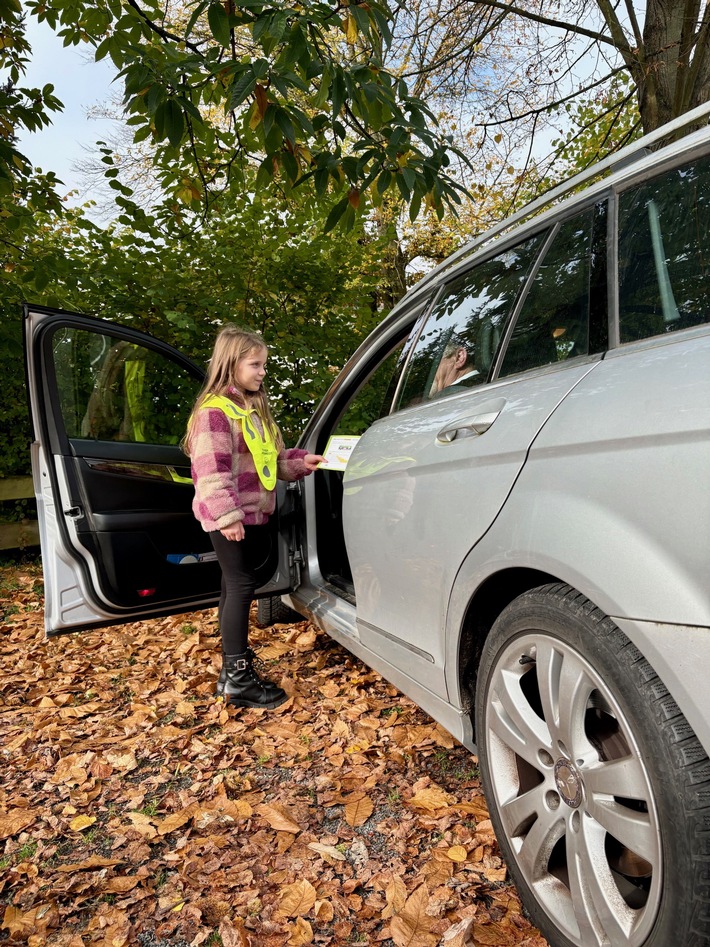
[474,582,710,947]
[255,595,303,627]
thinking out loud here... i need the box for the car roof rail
[409,100,710,300]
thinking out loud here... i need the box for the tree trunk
[637,0,710,132]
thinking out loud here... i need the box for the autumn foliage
[0,563,547,947]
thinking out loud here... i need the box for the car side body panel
[340,358,604,700]
[444,325,710,752]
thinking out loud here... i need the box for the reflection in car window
[334,338,406,436]
[499,211,593,377]
[52,328,201,445]
[618,155,710,342]
[395,234,545,409]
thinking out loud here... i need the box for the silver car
[25,108,710,947]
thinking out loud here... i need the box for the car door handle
[436,410,501,443]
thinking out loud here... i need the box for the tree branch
[473,65,626,128]
[125,0,204,55]
[462,0,618,48]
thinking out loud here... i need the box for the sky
[18,15,120,203]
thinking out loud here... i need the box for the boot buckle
[235,658,248,671]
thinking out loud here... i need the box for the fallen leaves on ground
[0,562,548,947]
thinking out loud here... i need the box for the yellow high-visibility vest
[201,394,278,490]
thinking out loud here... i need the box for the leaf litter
[0,562,548,947]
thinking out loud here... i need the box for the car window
[395,234,545,409]
[333,337,406,436]
[618,154,710,342]
[52,327,201,445]
[498,210,594,377]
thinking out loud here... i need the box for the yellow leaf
[314,900,334,921]
[381,875,407,919]
[157,804,197,836]
[294,629,316,651]
[344,12,358,44]
[421,851,453,887]
[307,842,347,862]
[256,802,301,834]
[277,879,317,918]
[56,856,122,873]
[446,845,468,863]
[0,808,38,839]
[440,917,475,946]
[389,884,438,947]
[105,750,138,773]
[1,905,58,939]
[287,916,314,945]
[69,815,96,832]
[102,876,140,894]
[249,102,262,130]
[344,794,374,827]
[469,921,515,945]
[408,786,454,812]
[454,798,489,820]
[218,918,250,947]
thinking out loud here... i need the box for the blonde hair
[183,325,283,455]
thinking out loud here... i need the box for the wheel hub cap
[554,758,583,808]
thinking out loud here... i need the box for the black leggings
[209,524,273,654]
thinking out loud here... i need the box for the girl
[184,326,324,709]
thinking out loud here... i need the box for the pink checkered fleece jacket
[190,402,309,532]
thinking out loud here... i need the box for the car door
[341,206,608,698]
[24,305,296,636]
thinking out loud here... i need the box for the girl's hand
[303,454,327,472]
[221,521,245,541]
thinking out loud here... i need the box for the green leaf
[208,2,231,47]
[275,108,296,146]
[155,99,184,148]
[281,149,298,182]
[228,68,256,110]
[314,168,329,197]
[185,0,210,37]
[323,196,349,233]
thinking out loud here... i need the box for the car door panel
[25,305,295,635]
[342,358,603,698]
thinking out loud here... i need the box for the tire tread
[482,582,710,946]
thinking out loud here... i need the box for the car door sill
[323,578,356,606]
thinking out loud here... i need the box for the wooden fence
[0,477,40,550]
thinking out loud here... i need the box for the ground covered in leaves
[0,561,547,947]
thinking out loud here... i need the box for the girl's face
[235,346,267,393]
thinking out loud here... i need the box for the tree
[389,0,710,159]
[0,0,64,211]
[23,0,471,229]
[0,177,394,477]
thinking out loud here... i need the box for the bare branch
[125,0,204,54]
[462,0,618,47]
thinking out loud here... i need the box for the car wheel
[474,582,710,947]
[255,595,303,627]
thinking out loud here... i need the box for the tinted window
[333,338,406,436]
[396,235,544,408]
[499,211,594,377]
[52,328,200,445]
[618,155,710,342]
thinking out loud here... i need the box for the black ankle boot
[218,651,287,709]
[216,647,257,694]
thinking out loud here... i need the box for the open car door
[24,305,298,636]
